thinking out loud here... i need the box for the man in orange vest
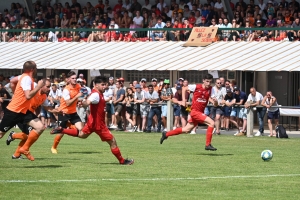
[0,61,46,161]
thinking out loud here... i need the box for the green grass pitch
[0,129,300,200]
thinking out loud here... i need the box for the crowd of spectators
[1,0,300,42]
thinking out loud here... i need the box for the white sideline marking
[0,174,300,183]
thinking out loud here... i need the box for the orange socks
[21,130,40,151]
[14,140,26,157]
[53,134,63,149]
[111,147,125,164]
[206,126,214,146]
[12,132,28,140]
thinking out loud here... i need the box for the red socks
[111,147,125,164]
[206,126,214,146]
[166,128,183,137]
[62,128,79,137]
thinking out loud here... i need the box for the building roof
[0,41,299,71]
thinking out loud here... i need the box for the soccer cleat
[205,144,217,151]
[50,127,63,134]
[6,131,15,145]
[19,148,35,161]
[160,131,168,144]
[12,155,23,159]
[51,147,58,154]
[121,158,134,165]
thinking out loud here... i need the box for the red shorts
[82,124,113,141]
[188,110,208,126]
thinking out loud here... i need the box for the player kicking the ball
[51,76,134,165]
[160,74,218,151]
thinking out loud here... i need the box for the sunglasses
[216,83,221,84]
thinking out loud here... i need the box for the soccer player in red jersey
[52,76,134,165]
[160,74,218,151]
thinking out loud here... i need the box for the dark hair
[67,71,76,78]
[203,74,213,80]
[148,84,153,88]
[94,76,108,84]
[23,61,36,72]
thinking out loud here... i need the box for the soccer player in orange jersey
[52,76,134,165]
[6,80,55,159]
[0,61,46,161]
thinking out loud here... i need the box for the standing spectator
[123,88,135,132]
[172,85,189,129]
[245,87,266,136]
[140,78,148,91]
[113,81,125,131]
[232,86,248,136]
[134,84,148,132]
[151,78,159,92]
[210,79,226,135]
[146,85,161,133]
[261,91,279,137]
[222,88,240,134]
[103,83,113,126]
[160,79,173,131]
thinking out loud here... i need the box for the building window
[126,70,170,82]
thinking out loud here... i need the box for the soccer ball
[261,150,273,161]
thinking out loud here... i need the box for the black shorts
[58,112,82,128]
[23,111,38,124]
[17,122,33,135]
[0,109,26,132]
[126,105,134,114]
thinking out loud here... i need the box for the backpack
[275,125,289,138]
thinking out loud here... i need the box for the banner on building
[183,27,218,47]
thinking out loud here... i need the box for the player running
[51,76,134,165]
[0,61,46,160]
[6,80,55,159]
[160,74,218,151]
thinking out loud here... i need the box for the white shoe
[234,131,239,136]
[254,131,261,136]
[163,128,167,132]
[173,127,176,130]
[190,131,196,134]
[137,129,143,133]
[110,125,117,129]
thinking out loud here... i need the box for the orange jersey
[59,84,81,114]
[7,73,34,114]
[29,90,47,113]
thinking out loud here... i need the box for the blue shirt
[234,91,247,104]
[154,22,166,29]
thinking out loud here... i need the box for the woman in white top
[261,91,279,137]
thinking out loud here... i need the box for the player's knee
[35,124,46,134]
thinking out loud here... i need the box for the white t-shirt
[247,91,264,103]
[88,92,100,104]
[211,86,226,104]
[122,3,131,10]
[156,3,166,11]
[103,88,113,101]
[142,4,152,10]
[133,16,143,26]
[85,86,91,94]
[18,75,32,91]
[134,91,147,100]
[214,2,223,9]
[49,89,61,103]
[62,89,71,100]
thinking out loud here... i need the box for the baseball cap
[37,12,42,15]
[257,20,261,23]
[178,78,184,81]
[141,78,147,82]
[135,84,141,89]
[233,86,240,91]
[59,81,66,86]
[163,79,170,84]
[77,78,83,82]
[176,85,182,90]
[151,78,157,82]
[226,88,232,93]
[119,77,125,81]
[109,77,114,80]
[9,76,15,80]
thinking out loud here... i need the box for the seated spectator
[87,20,99,42]
[173,19,182,41]
[164,21,175,41]
[221,18,232,41]
[181,18,193,41]
[1,22,9,42]
[121,11,132,28]
[150,17,166,41]
[188,12,196,26]
[142,0,152,11]
[74,20,88,42]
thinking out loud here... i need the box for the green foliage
[0,130,299,200]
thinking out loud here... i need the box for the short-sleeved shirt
[88,92,100,104]
[161,88,173,103]
[224,93,235,102]
[103,88,113,101]
[247,91,263,103]
[147,91,159,107]
[174,91,189,102]
[134,91,147,101]
[211,86,226,105]
[116,88,125,100]
[235,91,247,105]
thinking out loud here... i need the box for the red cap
[119,77,125,81]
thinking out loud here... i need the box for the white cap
[77,78,83,82]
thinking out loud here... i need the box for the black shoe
[121,158,134,165]
[205,144,217,151]
[220,127,225,130]
[50,127,63,134]
[12,155,23,159]
[160,131,168,144]
[6,131,15,145]
[143,129,147,132]
[133,126,138,132]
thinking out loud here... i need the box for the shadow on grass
[68,151,101,154]
[23,165,63,168]
[196,153,234,156]
[99,162,120,165]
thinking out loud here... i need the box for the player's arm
[63,89,83,106]
[82,93,99,108]
[10,76,19,93]
[261,96,268,108]
[181,87,187,107]
[269,97,276,107]
[209,96,218,107]
[24,79,45,100]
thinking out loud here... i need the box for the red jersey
[191,84,212,113]
[86,89,106,130]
